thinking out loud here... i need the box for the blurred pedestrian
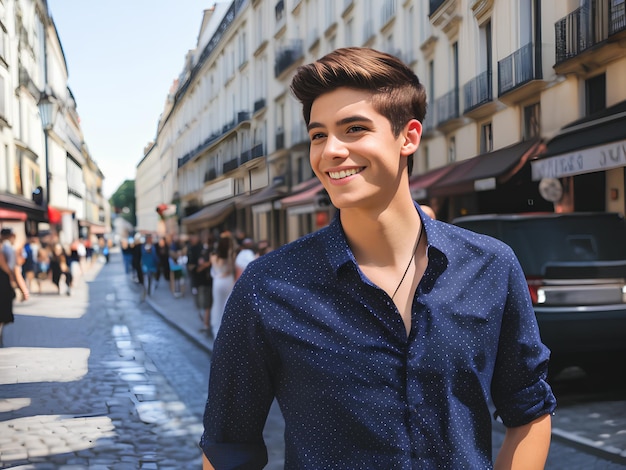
[421,204,436,220]
[50,243,72,296]
[186,233,203,296]
[140,234,159,298]
[195,241,213,333]
[0,228,29,344]
[155,236,171,287]
[256,239,272,256]
[121,237,134,275]
[234,238,256,281]
[209,232,234,339]
[21,235,39,293]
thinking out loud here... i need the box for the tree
[109,180,136,227]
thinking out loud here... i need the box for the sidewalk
[137,268,215,355]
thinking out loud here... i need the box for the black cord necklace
[391,223,424,300]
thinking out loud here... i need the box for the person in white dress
[210,233,235,339]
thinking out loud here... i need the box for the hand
[21,288,29,301]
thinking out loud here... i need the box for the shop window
[585,73,606,116]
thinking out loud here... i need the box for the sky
[47,1,216,199]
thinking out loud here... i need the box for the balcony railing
[274,40,303,77]
[223,158,239,174]
[611,1,626,34]
[498,42,540,96]
[240,149,252,164]
[237,110,250,123]
[254,98,266,113]
[204,168,217,182]
[464,70,492,112]
[251,143,264,159]
[436,88,459,126]
[423,105,436,133]
[555,1,626,64]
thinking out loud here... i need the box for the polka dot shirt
[200,205,557,469]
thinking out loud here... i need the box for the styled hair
[290,47,427,174]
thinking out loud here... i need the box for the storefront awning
[409,164,459,200]
[236,183,286,209]
[182,198,236,228]
[0,193,46,222]
[277,181,326,208]
[429,139,542,197]
[0,208,27,221]
[531,100,626,181]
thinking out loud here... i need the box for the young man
[200,48,556,469]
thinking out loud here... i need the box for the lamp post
[37,90,59,215]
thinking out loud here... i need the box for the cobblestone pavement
[0,256,203,469]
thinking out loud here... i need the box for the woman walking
[50,243,72,295]
[209,232,234,339]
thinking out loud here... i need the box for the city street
[0,249,624,469]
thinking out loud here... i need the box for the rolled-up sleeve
[491,250,557,427]
[200,279,275,469]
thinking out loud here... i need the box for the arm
[12,251,29,300]
[199,281,273,468]
[495,414,551,469]
[0,250,12,278]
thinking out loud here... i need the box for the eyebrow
[307,115,374,132]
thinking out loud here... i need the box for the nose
[321,133,349,160]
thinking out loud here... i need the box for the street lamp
[37,90,59,211]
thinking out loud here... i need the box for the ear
[400,119,422,157]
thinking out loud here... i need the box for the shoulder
[429,219,518,267]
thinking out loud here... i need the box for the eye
[347,125,366,133]
[309,132,326,141]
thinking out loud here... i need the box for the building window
[480,122,493,153]
[523,103,540,139]
[586,73,606,115]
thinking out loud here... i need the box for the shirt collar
[322,202,452,275]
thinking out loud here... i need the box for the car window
[455,215,626,276]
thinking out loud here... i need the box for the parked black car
[452,212,626,379]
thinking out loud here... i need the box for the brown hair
[290,47,427,174]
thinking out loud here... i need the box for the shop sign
[532,139,626,180]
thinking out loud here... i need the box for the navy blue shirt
[200,205,556,469]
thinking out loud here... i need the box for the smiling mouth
[328,168,364,180]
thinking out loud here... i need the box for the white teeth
[329,168,362,180]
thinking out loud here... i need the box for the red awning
[279,182,326,208]
[47,206,62,224]
[0,208,27,221]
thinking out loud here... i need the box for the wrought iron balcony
[223,158,239,174]
[254,98,266,113]
[498,42,540,96]
[274,40,304,77]
[464,70,493,113]
[555,1,626,64]
[436,88,460,126]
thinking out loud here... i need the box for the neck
[341,199,421,268]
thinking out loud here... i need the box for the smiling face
[308,87,420,212]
